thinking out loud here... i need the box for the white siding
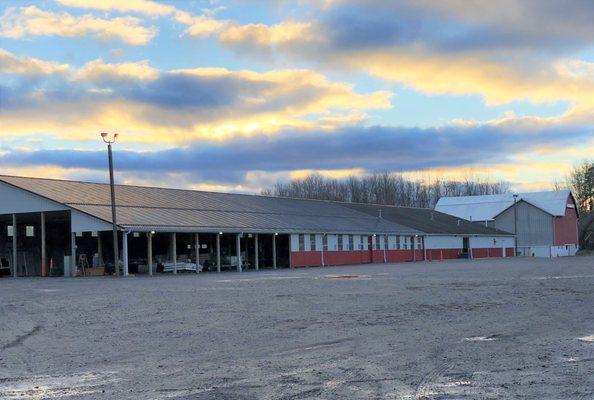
[290,234,299,251]
[470,236,514,248]
[0,182,68,214]
[71,210,113,233]
[388,235,396,250]
[353,235,361,250]
[315,234,323,251]
[425,235,463,249]
[327,234,338,250]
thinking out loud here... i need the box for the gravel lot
[1,256,593,399]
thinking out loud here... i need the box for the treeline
[555,160,594,212]
[261,171,509,208]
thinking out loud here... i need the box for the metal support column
[41,212,46,277]
[216,233,221,273]
[147,232,153,276]
[254,234,259,270]
[412,236,417,262]
[195,233,200,273]
[172,232,177,274]
[97,232,104,267]
[70,232,76,277]
[12,214,17,278]
[272,233,277,269]
[236,233,242,272]
[122,231,129,276]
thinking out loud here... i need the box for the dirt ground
[1,256,593,399]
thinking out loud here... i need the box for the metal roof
[435,190,572,221]
[341,203,513,236]
[0,175,421,235]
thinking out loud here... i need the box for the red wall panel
[427,249,462,260]
[291,245,514,268]
[553,197,579,246]
[291,251,322,267]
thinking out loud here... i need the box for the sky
[0,0,593,193]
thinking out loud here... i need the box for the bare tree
[262,171,509,208]
[565,160,594,212]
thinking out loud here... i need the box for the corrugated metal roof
[0,175,421,235]
[342,203,513,235]
[435,190,571,221]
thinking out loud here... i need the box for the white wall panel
[425,235,462,249]
[290,234,299,251]
[71,210,113,233]
[0,182,68,214]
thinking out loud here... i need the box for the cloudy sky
[1,0,593,193]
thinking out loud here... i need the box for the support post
[195,233,200,273]
[70,232,76,277]
[513,194,518,257]
[216,233,221,273]
[236,233,242,272]
[12,214,17,278]
[172,232,177,274]
[254,234,259,270]
[122,231,129,276]
[423,236,427,261]
[412,236,416,262]
[147,232,153,276]
[469,237,474,260]
[272,233,277,269]
[97,232,104,267]
[41,212,46,277]
[383,235,387,263]
[245,235,249,270]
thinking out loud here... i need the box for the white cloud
[0,48,70,74]
[0,6,157,45]
[55,0,176,16]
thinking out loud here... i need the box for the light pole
[513,194,518,256]
[101,132,120,276]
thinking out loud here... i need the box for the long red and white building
[0,175,515,278]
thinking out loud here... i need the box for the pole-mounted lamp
[101,132,120,276]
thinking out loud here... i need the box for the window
[7,225,14,237]
[417,236,423,249]
[374,236,379,250]
[396,236,401,250]
[26,226,35,237]
[322,235,328,251]
[298,234,305,251]
[338,235,343,251]
[310,235,316,251]
[402,236,408,250]
[410,236,416,250]
[349,235,354,251]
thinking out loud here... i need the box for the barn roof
[342,203,513,236]
[434,190,572,221]
[0,175,420,235]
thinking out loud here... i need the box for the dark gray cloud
[320,0,594,54]
[1,117,590,184]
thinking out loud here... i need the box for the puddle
[0,371,119,399]
[578,334,594,342]
[463,334,501,342]
[322,275,370,280]
[561,356,580,362]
